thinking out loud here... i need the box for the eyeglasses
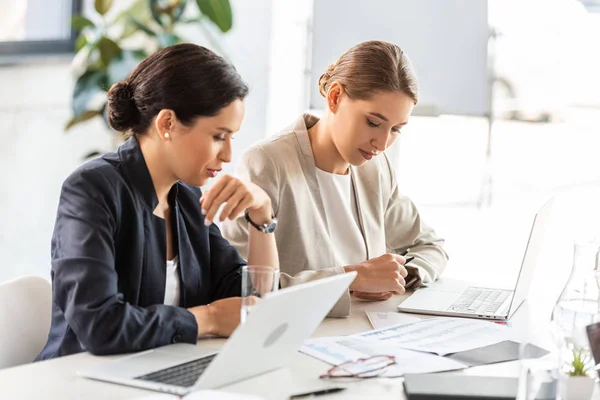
[319,355,396,379]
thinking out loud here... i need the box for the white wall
[0,0,273,283]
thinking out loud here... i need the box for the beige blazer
[222,114,448,317]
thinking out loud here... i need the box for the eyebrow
[217,127,234,134]
[368,112,408,126]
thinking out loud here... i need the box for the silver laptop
[397,198,554,320]
[78,272,357,396]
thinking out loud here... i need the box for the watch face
[265,219,277,233]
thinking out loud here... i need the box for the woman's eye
[391,128,402,135]
[367,119,380,128]
[214,135,225,141]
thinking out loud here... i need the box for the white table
[0,288,556,400]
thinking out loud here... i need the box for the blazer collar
[290,113,374,259]
[291,113,319,159]
[116,136,160,211]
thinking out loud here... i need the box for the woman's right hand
[188,297,242,337]
[353,291,395,301]
[344,253,408,295]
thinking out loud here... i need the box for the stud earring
[164,132,170,138]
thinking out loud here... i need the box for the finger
[200,175,231,214]
[367,292,393,300]
[387,253,406,264]
[395,279,406,294]
[219,190,246,222]
[205,179,240,224]
[396,274,406,287]
[354,291,377,299]
[398,265,408,278]
[390,279,403,294]
[226,194,252,221]
[388,259,409,278]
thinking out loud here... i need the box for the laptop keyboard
[135,354,217,388]
[447,287,511,315]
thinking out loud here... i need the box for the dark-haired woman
[222,41,447,317]
[36,44,279,360]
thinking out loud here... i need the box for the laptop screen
[506,198,554,317]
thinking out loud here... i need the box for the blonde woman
[222,41,447,317]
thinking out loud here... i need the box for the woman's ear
[154,109,176,140]
[327,82,344,113]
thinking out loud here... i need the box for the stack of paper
[301,336,466,377]
[360,316,512,356]
[300,315,513,376]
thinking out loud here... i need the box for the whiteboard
[309,0,490,117]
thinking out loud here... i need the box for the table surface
[0,285,561,400]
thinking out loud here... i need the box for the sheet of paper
[358,317,512,356]
[365,311,421,329]
[300,336,466,377]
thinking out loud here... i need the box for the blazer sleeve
[221,146,351,318]
[382,157,449,288]
[51,171,198,355]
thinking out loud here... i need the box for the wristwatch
[244,209,277,233]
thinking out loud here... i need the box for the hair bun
[107,81,140,132]
[318,63,336,97]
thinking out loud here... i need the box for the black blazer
[36,137,245,360]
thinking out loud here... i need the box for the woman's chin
[182,175,208,187]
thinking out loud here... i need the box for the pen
[400,248,411,256]
[289,387,346,399]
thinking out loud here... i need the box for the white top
[315,168,367,267]
[164,256,181,306]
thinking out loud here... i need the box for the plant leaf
[83,150,103,159]
[171,0,188,22]
[73,70,108,117]
[65,110,102,131]
[75,34,88,52]
[94,0,113,15]
[195,0,233,33]
[71,15,95,31]
[107,50,147,84]
[157,33,182,48]
[150,0,167,27]
[116,0,152,39]
[181,16,203,23]
[113,0,147,24]
[97,37,122,67]
[101,102,110,127]
[150,0,189,27]
[127,17,157,37]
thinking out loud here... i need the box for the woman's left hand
[200,174,272,226]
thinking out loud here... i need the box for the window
[0,0,82,59]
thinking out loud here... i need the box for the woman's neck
[307,115,350,175]
[137,135,177,216]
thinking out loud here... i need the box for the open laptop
[78,271,357,396]
[397,198,554,321]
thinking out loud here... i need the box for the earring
[164,132,170,139]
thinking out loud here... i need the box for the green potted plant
[559,348,596,400]
[66,0,233,157]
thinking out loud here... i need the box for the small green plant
[568,348,592,377]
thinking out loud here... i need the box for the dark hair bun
[107,81,140,132]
